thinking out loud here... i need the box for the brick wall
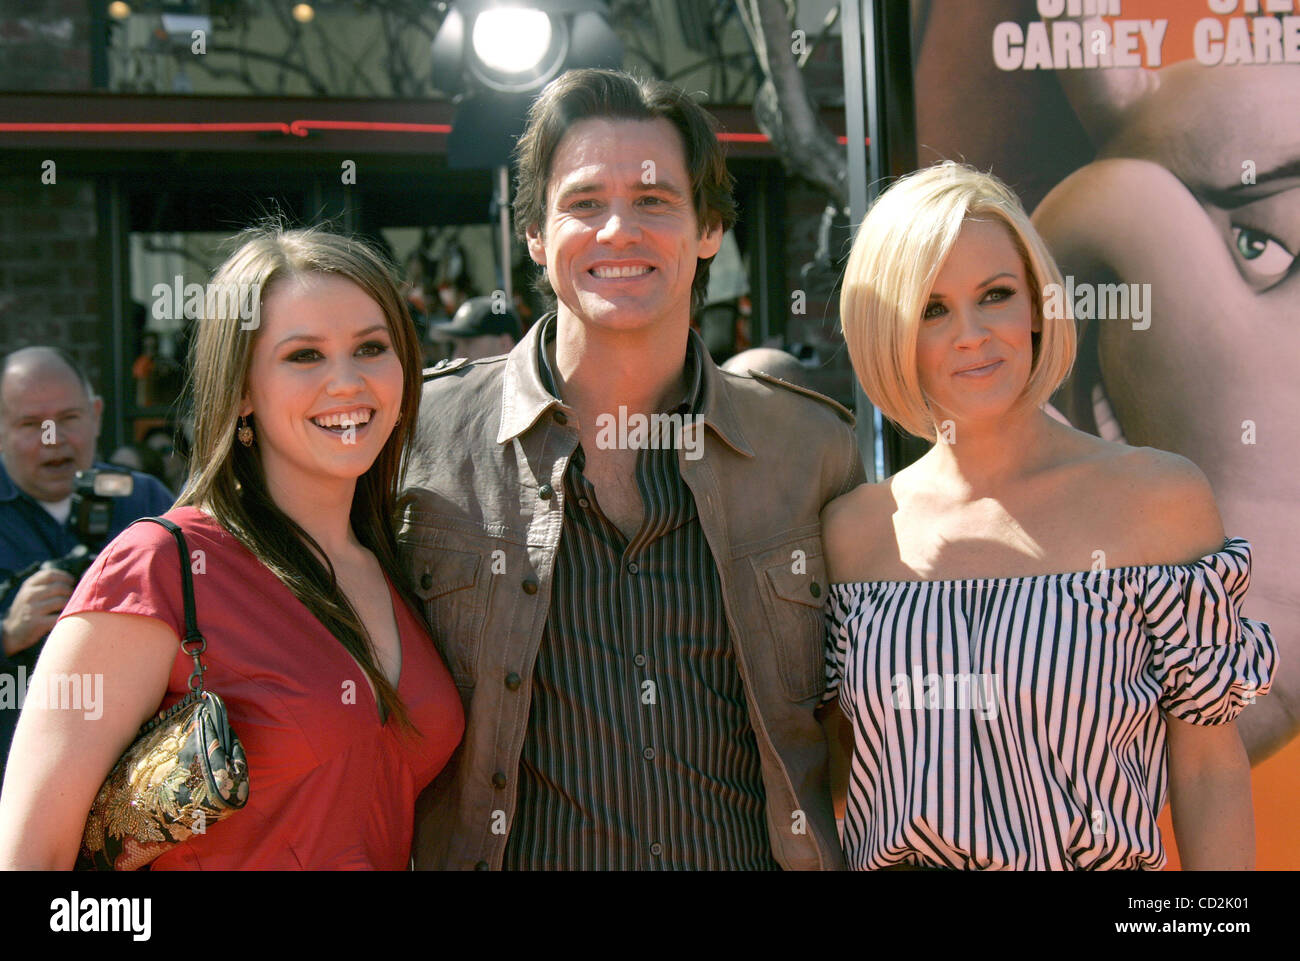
[0,176,102,388]
[0,0,93,93]
[0,3,101,377]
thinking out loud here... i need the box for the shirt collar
[536,314,704,416]
[497,313,752,456]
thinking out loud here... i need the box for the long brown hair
[176,223,423,730]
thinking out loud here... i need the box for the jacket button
[505,672,522,691]
[553,411,568,425]
[810,582,821,598]
[650,842,663,856]
[538,483,554,500]
[627,562,639,574]
[642,747,655,760]
[492,771,507,789]
[522,578,538,595]
[420,571,433,591]
[474,861,490,871]
[633,653,646,667]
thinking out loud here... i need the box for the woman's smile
[953,359,1004,379]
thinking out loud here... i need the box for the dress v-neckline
[357,574,404,727]
[183,507,405,726]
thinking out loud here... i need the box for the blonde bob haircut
[839,162,1075,442]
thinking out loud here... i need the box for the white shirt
[37,496,72,525]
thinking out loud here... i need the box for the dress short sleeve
[58,515,187,642]
[1141,538,1277,725]
[822,585,858,705]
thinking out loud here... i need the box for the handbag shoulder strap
[129,516,208,693]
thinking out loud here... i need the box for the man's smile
[589,264,655,279]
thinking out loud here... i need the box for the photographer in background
[0,347,174,783]
[427,295,521,364]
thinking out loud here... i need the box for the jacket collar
[0,458,20,502]
[537,315,706,418]
[496,313,753,457]
[496,315,564,445]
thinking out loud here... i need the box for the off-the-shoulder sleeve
[822,585,858,705]
[58,516,186,641]
[1142,537,1277,725]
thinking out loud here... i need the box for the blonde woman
[0,225,464,869]
[823,163,1276,870]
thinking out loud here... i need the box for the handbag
[76,516,250,871]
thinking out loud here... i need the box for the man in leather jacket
[399,68,865,870]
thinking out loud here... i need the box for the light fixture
[107,1,131,19]
[432,0,621,98]
[471,8,553,78]
[431,0,621,168]
[291,3,314,23]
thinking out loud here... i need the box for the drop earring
[237,415,254,447]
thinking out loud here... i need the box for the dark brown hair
[513,68,738,311]
[176,223,424,731]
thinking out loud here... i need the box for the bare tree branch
[735,0,847,207]
[797,3,839,68]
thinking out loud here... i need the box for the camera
[68,468,134,552]
[1,468,135,595]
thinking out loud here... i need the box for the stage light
[432,1,620,168]
[432,1,621,99]
[471,8,553,76]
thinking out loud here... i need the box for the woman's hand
[1166,714,1254,870]
[0,612,177,869]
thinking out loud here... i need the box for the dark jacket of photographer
[0,460,173,779]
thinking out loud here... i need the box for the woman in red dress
[0,225,464,869]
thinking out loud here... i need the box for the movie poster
[912,0,1299,868]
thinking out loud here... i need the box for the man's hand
[2,567,75,657]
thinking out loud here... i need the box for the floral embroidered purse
[77,517,250,871]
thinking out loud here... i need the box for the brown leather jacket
[397,319,866,870]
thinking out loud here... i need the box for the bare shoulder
[821,475,903,582]
[1083,442,1225,566]
[1126,446,1225,563]
[822,479,893,535]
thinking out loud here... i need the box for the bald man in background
[0,347,174,785]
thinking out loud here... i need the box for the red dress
[60,506,464,869]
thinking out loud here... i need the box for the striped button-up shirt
[501,320,778,870]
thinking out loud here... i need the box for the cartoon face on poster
[911,0,1299,866]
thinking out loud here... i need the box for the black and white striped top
[824,538,1277,871]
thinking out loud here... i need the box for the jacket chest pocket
[752,538,830,702]
[408,543,492,689]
